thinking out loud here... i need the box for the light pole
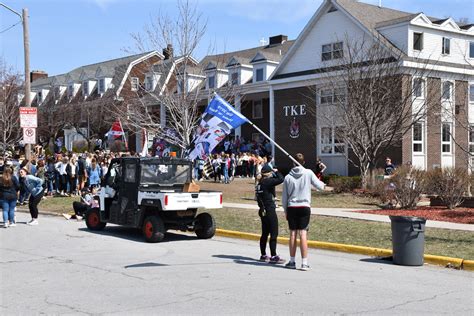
[0,4,31,160]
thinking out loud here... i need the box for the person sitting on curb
[255,164,285,264]
[63,188,99,221]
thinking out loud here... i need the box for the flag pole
[246,119,302,168]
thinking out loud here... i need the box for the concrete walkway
[223,202,474,232]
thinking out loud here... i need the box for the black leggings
[29,190,44,219]
[260,209,279,257]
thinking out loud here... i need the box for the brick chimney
[269,35,288,46]
[163,44,174,60]
[30,70,48,82]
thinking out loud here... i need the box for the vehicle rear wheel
[143,216,165,243]
[85,208,106,231]
[195,212,216,239]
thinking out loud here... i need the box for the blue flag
[186,94,249,160]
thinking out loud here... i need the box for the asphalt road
[1,213,473,315]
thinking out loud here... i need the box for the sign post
[20,107,37,146]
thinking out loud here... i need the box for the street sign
[20,107,37,128]
[23,127,36,144]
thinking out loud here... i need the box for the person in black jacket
[1,167,20,227]
[255,164,285,264]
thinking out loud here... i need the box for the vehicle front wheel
[194,212,216,239]
[143,216,165,243]
[85,208,106,231]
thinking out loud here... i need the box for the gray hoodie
[282,166,325,210]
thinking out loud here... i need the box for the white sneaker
[62,213,72,220]
[3,222,9,228]
[301,264,311,271]
[27,219,38,226]
[76,215,83,221]
[9,222,16,227]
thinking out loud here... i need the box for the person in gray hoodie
[282,153,326,271]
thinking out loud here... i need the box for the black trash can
[389,216,426,266]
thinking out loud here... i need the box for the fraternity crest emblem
[289,117,300,139]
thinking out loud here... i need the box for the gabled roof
[31,51,157,90]
[226,56,252,67]
[250,51,284,63]
[199,39,294,71]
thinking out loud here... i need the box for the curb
[17,210,472,271]
[215,229,473,271]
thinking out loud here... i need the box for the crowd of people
[0,149,130,227]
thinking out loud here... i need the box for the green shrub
[328,176,361,193]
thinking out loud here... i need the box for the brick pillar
[426,78,441,169]
[455,80,469,170]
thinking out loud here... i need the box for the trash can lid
[389,215,426,223]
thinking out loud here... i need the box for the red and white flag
[108,120,125,137]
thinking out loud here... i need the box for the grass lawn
[36,194,473,260]
[207,208,474,260]
[199,178,380,209]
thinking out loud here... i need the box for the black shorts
[287,206,311,230]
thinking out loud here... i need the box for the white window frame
[145,76,154,91]
[413,78,425,99]
[442,81,453,101]
[98,78,106,94]
[255,68,264,82]
[413,32,423,51]
[82,81,89,96]
[442,37,451,55]
[320,126,345,156]
[469,124,474,153]
[131,77,139,91]
[208,75,215,89]
[413,122,424,153]
[441,122,452,154]
[319,87,346,105]
[252,100,263,119]
[230,71,239,86]
[321,42,343,61]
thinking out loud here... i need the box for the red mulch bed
[357,206,474,224]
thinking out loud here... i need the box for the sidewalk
[223,202,474,232]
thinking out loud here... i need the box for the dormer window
[54,86,61,100]
[413,32,423,51]
[98,78,106,94]
[145,76,154,91]
[442,37,450,55]
[82,82,89,96]
[37,91,43,103]
[208,76,215,89]
[178,79,184,93]
[67,84,74,99]
[230,72,239,85]
[256,68,264,82]
[131,77,139,91]
[442,81,453,100]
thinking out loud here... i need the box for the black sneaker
[269,256,285,264]
[285,261,296,269]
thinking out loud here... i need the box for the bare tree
[0,59,22,155]
[113,0,209,152]
[313,35,440,188]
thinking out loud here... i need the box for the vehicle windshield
[140,163,191,186]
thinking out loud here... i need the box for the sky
[1,0,473,76]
